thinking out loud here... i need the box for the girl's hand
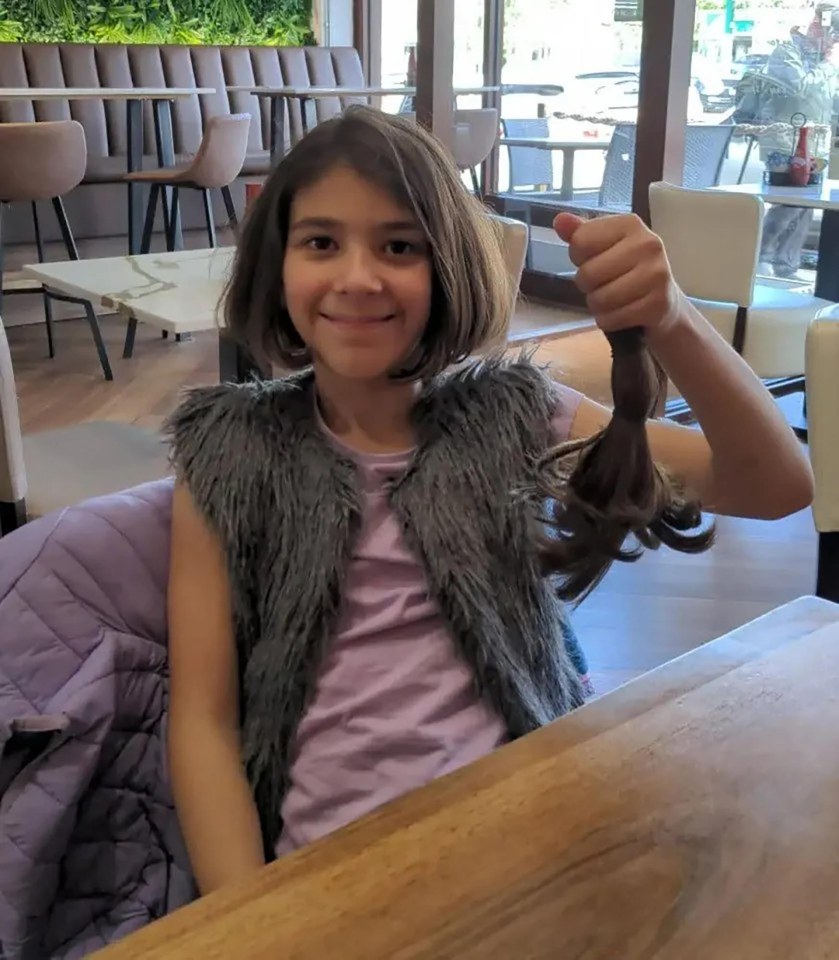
[553,212,685,341]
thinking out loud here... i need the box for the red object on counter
[789,126,812,186]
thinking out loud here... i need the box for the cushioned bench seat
[83,151,271,183]
[0,41,362,240]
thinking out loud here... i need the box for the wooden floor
[6,286,818,698]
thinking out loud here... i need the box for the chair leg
[166,187,181,252]
[817,531,839,604]
[220,185,238,228]
[82,299,113,381]
[51,196,79,260]
[0,498,26,535]
[202,188,217,248]
[141,184,160,255]
[469,166,482,196]
[732,305,748,355]
[31,202,55,358]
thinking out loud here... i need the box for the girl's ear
[537,328,714,604]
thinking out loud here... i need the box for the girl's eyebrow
[288,216,422,234]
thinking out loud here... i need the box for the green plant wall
[0,0,314,45]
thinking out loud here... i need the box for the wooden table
[94,595,839,959]
[0,87,216,254]
[226,84,502,158]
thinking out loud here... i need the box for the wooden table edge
[92,595,839,958]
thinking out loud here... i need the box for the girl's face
[282,165,433,383]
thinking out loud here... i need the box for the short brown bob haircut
[223,105,513,379]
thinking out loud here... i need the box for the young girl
[165,106,813,895]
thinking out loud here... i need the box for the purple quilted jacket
[0,480,196,959]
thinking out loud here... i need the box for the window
[689,2,839,283]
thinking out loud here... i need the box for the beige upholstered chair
[495,213,528,309]
[805,315,839,603]
[0,120,113,380]
[402,109,500,195]
[648,181,830,383]
[126,114,252,253]
[453,108,501,195]
[0,314,170,535]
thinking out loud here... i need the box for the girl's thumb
[553,212,586,244]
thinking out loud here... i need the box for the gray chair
[501,118,555,193]
[0,313,170,535]
[0,120,113,380]
[573,122,734,210]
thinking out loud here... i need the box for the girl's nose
[335,247,384,294]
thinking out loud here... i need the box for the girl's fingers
[574,237,639,295]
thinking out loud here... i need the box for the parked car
[560,68,708,120]
[692,55,736,112]
[728,53,771,81]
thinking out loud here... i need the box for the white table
[716,177,839,211]
[715,178,839,301]
[23,247,232,362]
[0,87,216,253]
[226,84,502,157]
[22,246,584,379]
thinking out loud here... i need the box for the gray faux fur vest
[165,356,584,854]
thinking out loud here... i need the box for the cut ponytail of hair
[538,327,714,604]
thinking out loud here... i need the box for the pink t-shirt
[275,383,584,856]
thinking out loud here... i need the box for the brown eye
[386,239,419,256]
[305,236,335,251]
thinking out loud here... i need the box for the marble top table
[23,248,231,359]
[23,247,579,373]
[93,595,839,958]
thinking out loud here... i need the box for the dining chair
[805,314,839,603]
[501,118,555,193]
[648,180,830,398]
[126,114,251,253]
[452,108,501,195]
[401,110,500,196]
[0,120,113,380]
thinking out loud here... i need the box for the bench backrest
[0,43,365,159]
